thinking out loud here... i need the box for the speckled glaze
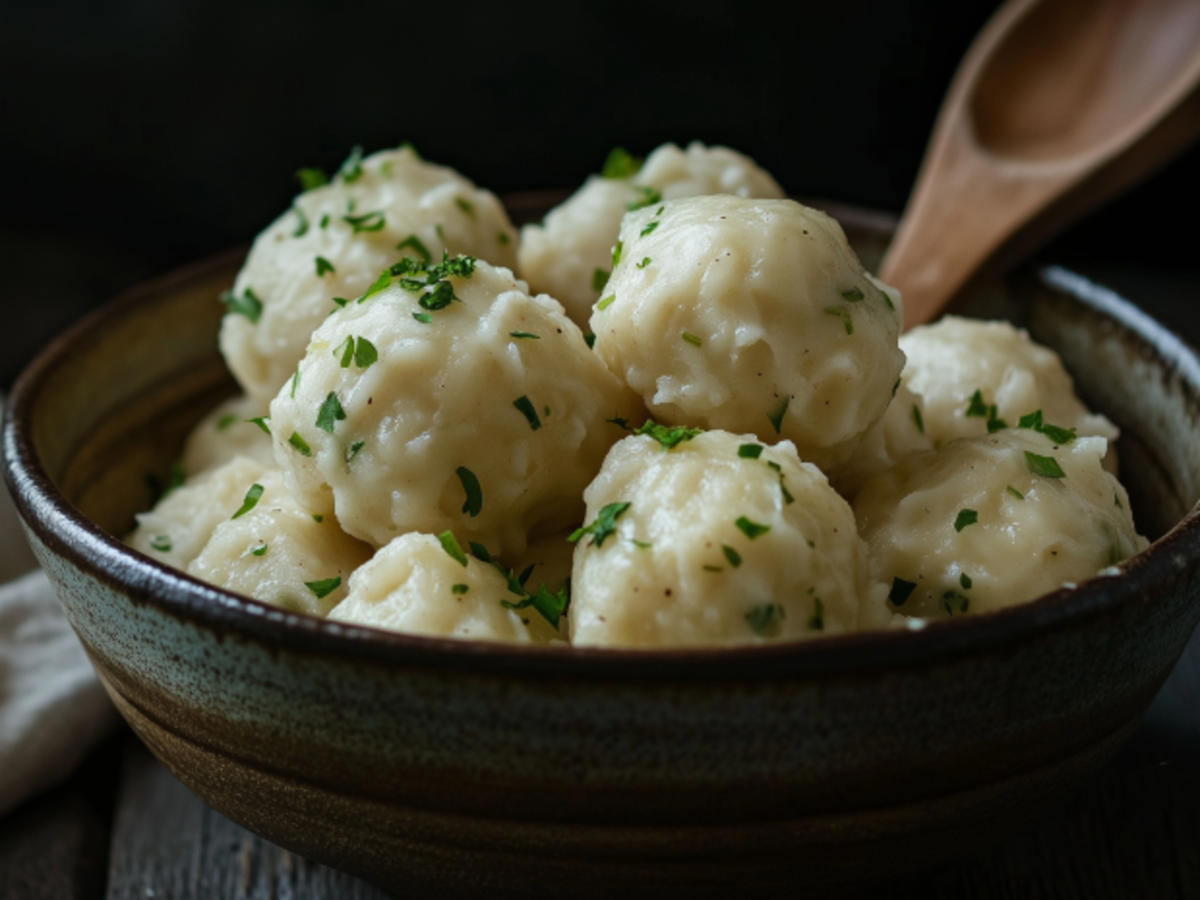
[5,202,1200,898]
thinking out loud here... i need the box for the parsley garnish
[636,256,651,269]
[359,269,392,303]
[337,145,364,182]
[595,293,615,311]
[498,231,511,245]
[824,306,853,334]
[352,336,377,368]
[1006,485,1025,500]
[413,312,432,324]
[501,583,570,628]
[876,284,895,311]
[808,596,825,631]
[456,466,482,517]
[312,514,324,523]
[912,404,925,434]
[583,332,596,349]
[216,413,237,431]
[954,509,978,532]
[639,220,660,237]
[722,545,742,568]
[315,256,335,277]
[889,577,916,606]
[247,416,270,435]
[611,240,623,267]
[345,440,364,464]
[295,167,328,191]
[681,332,703,347]
[840,287,865,302]
[601,147,641,178]
[633,420,701,450]
[766,460,795,504]
[250,544,268,556]
[454,196,475,217]
[735,516,771,539]
[290,366,301,398]
[960,572,973,590]
[513,395,541,431]
[288,432,312,456]
[569,501,631,547]
[592,268,609,292]
[305,576,342,599]
[342,211,385,233]
[438,530,468,566]
[396,234,432,263]
[220,287,263,323]
[942,591,969,615]
[767,396,789,434]
[509,331,539,340]
[1017,409,1076,444]
[452,583,469,595]
[738,443,764,459]
[626,186,662,211]
[149,535,172,553]
[966,389,989,417]
[232,483,264,519]
[293,205,309,238]
[1025,451,1065,478]
[315,392,346,433]
[745,603,785,637]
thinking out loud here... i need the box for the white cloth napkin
[0,414,117,815]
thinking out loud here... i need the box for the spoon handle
[881,0,1200,331]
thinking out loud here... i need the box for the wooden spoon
[880,0,1200,331]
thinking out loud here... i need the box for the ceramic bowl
[5,201,1200,898]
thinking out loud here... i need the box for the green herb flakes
[345,440,365,464]
[639,220,660,237]
[722,545,742,568]
[601,146,641,179]
[315,256,335,277]
[611,240,623,267]
[501,583,570,628]
[912,404,925,434]
[636,257,651,269]
[354,336,377,368]
[305,576,342,599]
[452,583,470,595]
[592,268,609,292]
[681,332,703,347]
[509,331,539,340]
[396,234,432,263]
[626,186,662,211]
[295,167,328,191]
[583,332,596,349]
[498,231,511,245]
[250,544,268,557]
[1025,451,1066,478]
[513,395,541,431]
[287,432,312,456]
[220,287,263,323]
[840,287,865,302]
[315,392,346,433]
[766,460,795,504]
[413,312,433,324]
[966,389,988,418]
[454,196,475,217]
[292,205,309,238]
[216,413,237,431]
[1017,409,1076,444]
[456,466,482,517]
[808,596,825,631]
[290,367,301,398]
[745,603,785,637]
[149,535,172,553]
[246,416,270,435]
[337,145,364,182]
[942,591,969,615]
[738,443,764,459]
[735,516,771,539]
[1006,485,1025,500]
[889,577,916,606]
[232,483,264,519]
[438,530,468,567]
[569,501,631,548]
[359,268,392,303]
[960,572,973,590]
[319,213,330,229]
[596,294,616,311]
[342,210,385,233]
[954,508,978,532]
[823,306,853,335]
[634,420,701,450]
[767,396,790,434]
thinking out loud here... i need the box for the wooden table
[3,261,1198,898]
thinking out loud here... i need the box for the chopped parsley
[287,432,312,456]
[344,336,377,368]
[965,389,1006,431]
[876,284,896,310]
[342,210,386,233]
[626,186,662,211]
[569,501,631,547]
[592,268,609,292]
[438,530,468,567]
[954,508,978,532]
[840,287,865,302]
[1006,485,1025,500]
[220,287,263,323]
[601,146,641,178]
[247,416,270,435]
[912,404,925,434]
[583,332,596,349]
[639,220,660,237]
[509,331,539,340]
[767,396,790,434]
[359,269,392,303]
[292,205,309,238]
[735,516,771,539]
[454,196,475,217]
[344,440,365,463]
[315,256,335,277]
[498,231,511,245]
[337,145,364,182]
[250,544,268,557]
[889,577,916,606]
[611,240,623,267]
[295,167,328,191]
[149,535,172,553]
[745,603,785,637]
[413,312,433,324]
[823,306,853,335]
[513,395,541,430]
[452,583,470,595]
[1017,409,1076,444]
[315,392,346,433]
[738,443,764,459]
[595,294,616,311]
[766,460,795,504]
[501,583,570,628]
[633,420,701,450]
[216,413,237,431]
[808,596,825,631]
[942,591,969,615]
[290,366,301,398]
[312,514,324,523]
[319,213,330,229]
[636,256,651,269]
[1025,451,1066,478]
[304,576,342,599]
[960,572,973,590]
[396,234,432,263]
[681,332,703,347]
[722,545,742,568]
[232,483,264,519]
[456,466,482,517]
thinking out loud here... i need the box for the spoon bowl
[882,0,1200,329]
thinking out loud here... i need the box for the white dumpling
[569,429,870,648]
[517,142,783,328]
[854,429,1147,621]
[220,145,518,403]
[591,195,905,467]
[186,471,371,615]
[899,316,1118,449]
[126,455,269,570]
[180,395,275,475]
[828,382,934,498]
[267,257,642,556]
[327,532,559,643]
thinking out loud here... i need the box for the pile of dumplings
[128,142,1147,648]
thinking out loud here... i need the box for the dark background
[3,0,1198,387]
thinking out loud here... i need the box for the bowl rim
[5,214,1200,682]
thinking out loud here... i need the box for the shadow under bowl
[5,201,1200,898]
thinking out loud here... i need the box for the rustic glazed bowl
[5,202,1200,898]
